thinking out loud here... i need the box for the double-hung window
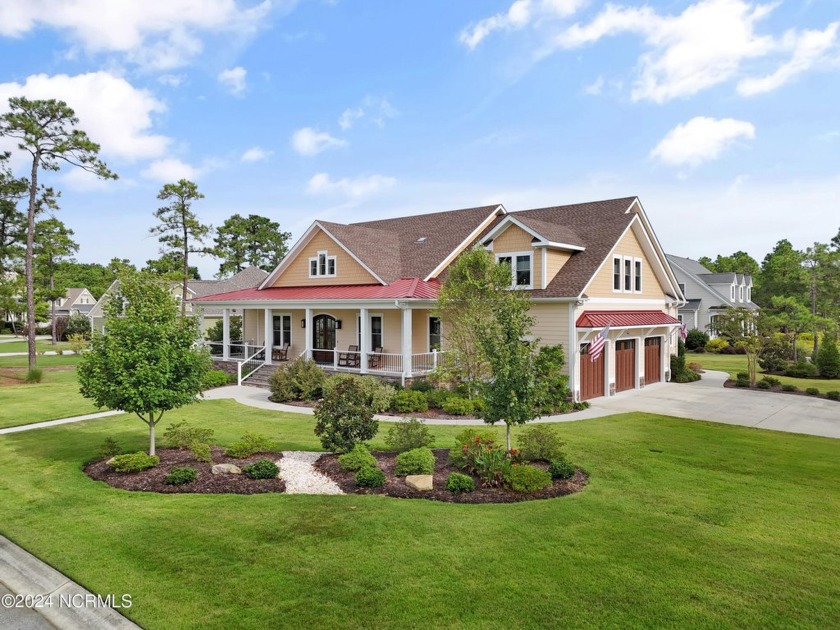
[273,315,291,346]
[613,257,622,291]
[497,253,532,289]
[356,314,384,350]
[309,251,337,278]
[634,259,642,292]
[624,258,632,291]
[428,317,441,351]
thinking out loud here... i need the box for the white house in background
[665,254,759,337]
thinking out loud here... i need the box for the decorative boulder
[405,475,433,491]
[211,463,242,475]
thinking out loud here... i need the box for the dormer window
[739,286,744,302]
[747,286,751,302]
[309,251,336,278]
[497,253,532,289]
[730,285,735,301]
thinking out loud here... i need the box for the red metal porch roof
[191,278,441,303]
[576,310,680,328]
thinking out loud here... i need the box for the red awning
[191,278,440,303]
[576,310,680,328]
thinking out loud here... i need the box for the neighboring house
[665,254,758,337]
[53,288,96,317]
[89,267,269,334]
[193,197,685,402]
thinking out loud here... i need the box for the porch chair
[338,345,360,368]
[368,346,384,370]
[271,342,289,362]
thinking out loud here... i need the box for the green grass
[0,368,101,429]
[0,340,74,354]
[688,352,840,392]
[0,353,84,369]
[0,402,838,629]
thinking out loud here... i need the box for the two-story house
[193,197,685,401]
[665,254,758,337]
[53,288,96,317]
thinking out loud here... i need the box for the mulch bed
[723,380,839,402]
[85,447,286,495]
[314,448,587,504]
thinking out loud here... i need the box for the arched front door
[312,314,337,363]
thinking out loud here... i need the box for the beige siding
[492,224,540,289]
[530,302,571,375]
[272,229,378,287]
[545,250,572,287]
[242,309,259,344]
[583,225,668,299]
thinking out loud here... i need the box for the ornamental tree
[33,216,78,344]
[0,97,116,370]
[78,272,211,455]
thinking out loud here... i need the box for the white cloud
[306,172,396,198]
[738,22,840,96]
[337,97,397,130]
[460,0,586,49]
[583,75,604,95]
[0,0,273,70]
[141,158,202,182]
[0,71,169,161]
[218,66,247,95]
[290,127,346,156]
[338,107,364,130]
[650,116,756,168]
[240,146,273,162]
[158,73,186,87]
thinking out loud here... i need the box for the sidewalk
[0,535,141,629]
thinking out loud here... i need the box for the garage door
[644,337,661,384]
[579,343,605,401]
[615,340,636,393]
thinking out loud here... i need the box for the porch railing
[238,347,266,385]
[207,340,261,360]
[367,352,404,374]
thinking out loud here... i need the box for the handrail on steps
[237,346,267,385]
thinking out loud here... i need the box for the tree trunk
[25,154,38,372]
[50,273,56,345]
[506,422,511,451]
[792,332,797,363]
[181,220,188,318]
[148,417,156,456]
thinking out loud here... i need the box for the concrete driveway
[590,370,840,439]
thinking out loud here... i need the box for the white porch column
[401,306,413,380]
[263,308,272,364]
[222,308,230,360]
[305,307,313,360]
[360,307,369,373]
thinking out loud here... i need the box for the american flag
[679,322,687,341]
[589,325,610,362]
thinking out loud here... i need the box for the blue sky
[0,0,837,279]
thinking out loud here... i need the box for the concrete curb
[0,535,141,629]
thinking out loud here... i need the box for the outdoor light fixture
[301,319,306,328]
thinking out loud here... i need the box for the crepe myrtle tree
[0,97,116,370]
[78,272,211,456]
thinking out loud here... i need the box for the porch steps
[242,364,281,389]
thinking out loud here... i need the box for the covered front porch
[204,303,446,384]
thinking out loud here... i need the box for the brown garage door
[579,343,605,401]
[615,339,636,393]
[645,337,661,384]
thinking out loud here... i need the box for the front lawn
[0,402,837,629]
[0,368,102,429]
[0,353,84,369]
[0,340,74,354]
[688,352,840,392]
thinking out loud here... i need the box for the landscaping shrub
[425,388,452,409]
[164,467,197,485]
[357,375,396,413]
[687,362,704,373]
[189,441,212,463]
[64,314,91,340]
[816,337,840,379]
[705,338,730,353]
[384,418,434,453]
[517,424,566,462]
[24,368,43,384]
[671,354,700,383]
[409,379,434,393]
[532,344,571,413]
[268,358,326,402]
[760,376,781,387]
[441,395,474,416]
[758,334,793,373]
[314,375,379,452]
[735,372,750,387]
[827,390,840,401]
[338,444,377,471]
[458,436,510,487]
[394,447,435,476]
[782,384,797,392]
[785,362,819,378]
[224,433,275,458]
[164,421,214,449]
[684,329,709,351]
[355,465,385,488]
[572,401,589,411]
[109,452,160,473]
[548,457,575,480]
[757,380,771,389]
[391,389,428,413]
[97,437,122,460]
[805,387,820,396]
[202,369,232,390]
[505,464,552,493]
[67,333,88,354]
[445,472,475,493]
[449,428,499,469]
[243,459,280,480]
[692,345,707,354]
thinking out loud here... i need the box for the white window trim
[496,251,534,290]
[739,285,744,302]
[428,315,443,352]
[746,287,751,302]
[730,285,735,301]
[613,256,622,293]
[273,312,292,348]
[633,257,643,294]
[356,313,384,349]
[308,250,337,278]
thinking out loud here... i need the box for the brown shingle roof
[513,216,586,249]
[319,222,403,282]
